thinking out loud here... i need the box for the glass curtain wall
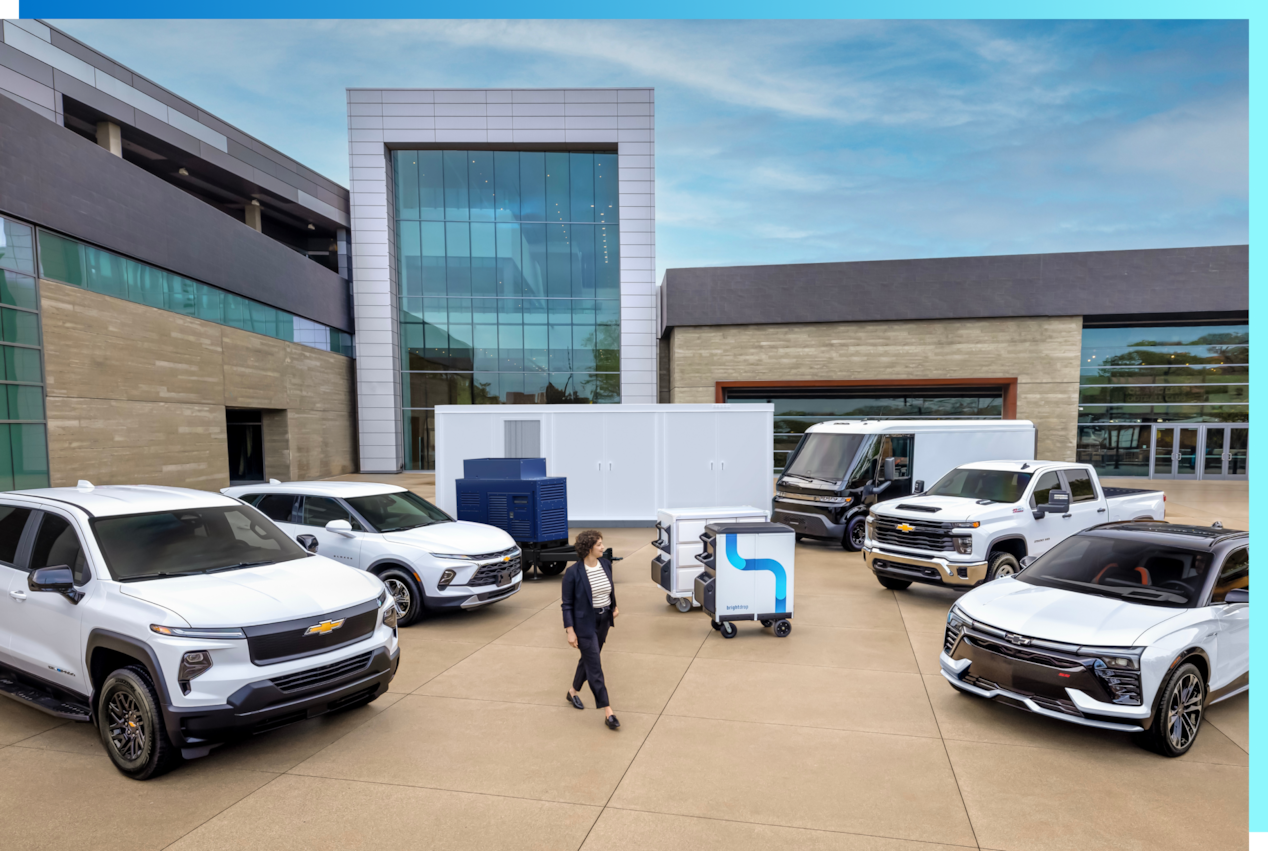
[725,390,1004,472]
[36,231,354,356]
[0,217,50,489]
[1076,325,1248,476]
[395,150,621,470]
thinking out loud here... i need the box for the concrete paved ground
[0,476,1247,850]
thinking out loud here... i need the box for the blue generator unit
[456,458,574,576]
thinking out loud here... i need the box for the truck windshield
[92,506,307,581]
[1018,534,1210,607]
[783,433,864,482]
[926,468,1032,503]
[347,491,452,533]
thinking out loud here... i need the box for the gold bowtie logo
[304,619,345,636]
[896,523,915,532]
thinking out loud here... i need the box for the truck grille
[245,599,379,665]
[966,633,1083,671]
[467,552,522,587]
[873,517,955,551]
[269,651,374,694]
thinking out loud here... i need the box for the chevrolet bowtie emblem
[896,523,915,532]
[304,619,345,636]
[503,556,511,562]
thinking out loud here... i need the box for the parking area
[0,476,1247,851]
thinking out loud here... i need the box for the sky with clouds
[52,19,1248,280]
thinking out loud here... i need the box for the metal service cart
[694,522,795,638]
[651,506,768,612]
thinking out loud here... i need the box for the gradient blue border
[15,0,1264,827]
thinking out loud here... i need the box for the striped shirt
[586,562,612,608]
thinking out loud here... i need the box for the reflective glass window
[570,153,594,223]
[418,151,444,220]
[545,152,571,222]
[37,231,84,286]
[494,152,520,221]
[0,219,36,275]
[443,151,470,220]
[469,152,496,222]
[0,272,37,311]
[395,153,420,220]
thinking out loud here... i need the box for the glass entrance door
[1155,424,1248,480]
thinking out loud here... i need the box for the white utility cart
[652,506,769,612]
[695,522,796,638]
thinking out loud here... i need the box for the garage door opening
[720,380,1013,471]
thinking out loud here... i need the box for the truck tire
[986,552,1020,581]
[97,665,182,781]
[876,575,912,591]
[381,567,424,626]
[842,515,867,552]
[1136,661,1205,757]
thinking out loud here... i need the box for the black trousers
[572,616,612,709]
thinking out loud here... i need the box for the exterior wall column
[95,120,121,156]
[244,200,263,232]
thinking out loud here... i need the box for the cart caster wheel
[711,620,722,631]
[795,534,805,542]
[773,620,792,638]
[719,622,738,639]
[760,619,772,628]
[666,594,675,606]
[675,597,693,613]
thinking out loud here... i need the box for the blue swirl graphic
[725,534,787,613]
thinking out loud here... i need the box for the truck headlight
[954,537,973,555]
[177,650,213,695]
[438,568,457,590]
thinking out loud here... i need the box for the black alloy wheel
[1139,662,1205,757]
[97,666,181,780]
[843,515,867,552]
[380,567,424,626]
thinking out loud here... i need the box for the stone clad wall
[667,315,1083,462]
[40,279,356,489]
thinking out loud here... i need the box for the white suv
[0,484,398,780]
[941,522,1248,757]
[222,481,522,626]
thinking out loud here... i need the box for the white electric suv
[222,481,521,626]
[0,483,398,780]
[941,521,1248,757]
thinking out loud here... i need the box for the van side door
[876,434,915,502]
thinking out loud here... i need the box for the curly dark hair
[574,529,604,561]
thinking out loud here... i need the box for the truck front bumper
[864,546,987,587]
[163,645,398,757]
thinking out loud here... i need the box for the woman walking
[562,530,620,730]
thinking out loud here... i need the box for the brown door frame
[715,378,1018,419]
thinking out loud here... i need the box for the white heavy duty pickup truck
[863,461,1165,591]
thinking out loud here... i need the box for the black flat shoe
[604,714,620,730]
[567,692,584,710]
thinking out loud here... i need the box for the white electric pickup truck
[0,484,399,781]
[864,461,1165,591]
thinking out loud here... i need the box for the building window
[35,230,353,357]
[394,150,621,470]
[0,216,50,490]
[1076,324,1248,477]
[724,388,1004,472]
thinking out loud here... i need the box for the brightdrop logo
[726,604,749,611]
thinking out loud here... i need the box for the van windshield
[784,433,864,482]
[926,468,1032,503]
[92,505,307,581]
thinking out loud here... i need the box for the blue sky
[52,19,1248,280]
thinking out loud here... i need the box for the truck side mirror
[1020,556,1037,568]
[1224,589,1248,605]
[28,565,84,604]
[297,534,319,553]
[1038,491,1070,514]
[882,457,896,482]
[913,480,924,494]
[326,519,355,538]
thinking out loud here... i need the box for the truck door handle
[9,590,26,601]
[1062,514,1072,519]
[1096,508,1107,513]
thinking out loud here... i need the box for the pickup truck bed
[1103,487,1164,499]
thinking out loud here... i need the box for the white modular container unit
[652,506,769,611]
[433,404,775,525]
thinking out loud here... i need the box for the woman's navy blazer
[561,557,617,636]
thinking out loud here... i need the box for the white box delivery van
[773,419,1036,551]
